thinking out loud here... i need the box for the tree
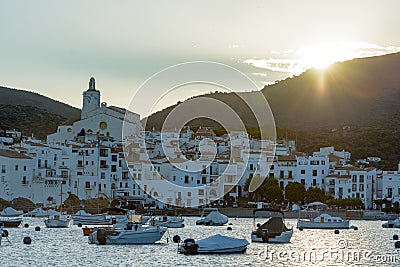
[254,177,283,203]
[305,187,327,203]
[285,182,305,203]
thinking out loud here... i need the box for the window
[352,175,357,183]
[280,171,284,178]
[85,182,91,189]
[288,171,293,178]
[101,172,105,179]
[198,189,204,196]
[111,165,117,172]
[100,149,108,157]
[301,170,305,175]
[388,188,393,198]
[112,155,117,162]
[184,175,189,184]
[301,179,305,185]
[22,176,28,184]
[359,184,364,191]
[352,184,357,192]
[15,165,19,171]
[312,170,317,176]
[24,166,27,171]
[313,179,316,186]
[359,175,364,183]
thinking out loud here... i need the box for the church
[47,77,142,144]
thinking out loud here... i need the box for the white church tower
[81,77,100,119]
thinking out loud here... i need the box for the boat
[382,217,400,228]
[88,222,167,245]
[0,207,24,217]
[251,208,293,243]
[149,215,184,228]
[25,208,58,218]
[297,213,350,229]
[196,208,228,226]
[0,217,23,227]
[178,234,249,255]
[82,226,115,236]
[72,210,113,225]
[44,213,73,228]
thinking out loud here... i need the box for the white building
[47,77,142,144]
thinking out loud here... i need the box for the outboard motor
[261,229,269,243]
[111,217,117,225]
[97,229,107,245]
[182,238,199,255]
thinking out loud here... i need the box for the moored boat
[44,214,73,228]
[196,208,228,226]
[0,207,24,217]
[0,217,23,227]
[150,215,184,228]
[88,222,167,245]
[178,234,249,255]
[297,213,350,229]
[382,217,400,228]
[72,210,113,225]
[251,208,293,243]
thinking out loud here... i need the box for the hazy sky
[1,0,399,117]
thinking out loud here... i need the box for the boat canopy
[252,208,284,216]
[256,217,289,236]
[196,234,249,251]
[203,211,228,224]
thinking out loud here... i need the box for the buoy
[394,234,399,240]
[23,236,32,245]
[35,226,41,231]
[173,235,181,243]
[24,223,29,228]
[181,224,185,228]
[353,226,358,230]
[77,223,82,227]
[257,223,261,228]
[299,228,303,231]
[395,241,400,248]
[334,230,339,234]
[2,229,9,237]
[227,227,232,231]
[229,223,233,225]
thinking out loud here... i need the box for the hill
[0,86,80,139]
[262,52,400,129]
[0,86,80,118]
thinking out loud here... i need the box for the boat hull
[0,218,22,228]
[44,218,72,228]
[251,229,293,243]
[297,220,350,229]
[154,219,184,228]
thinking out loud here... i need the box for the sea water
[1,217,399,266]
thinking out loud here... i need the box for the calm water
[1,217,400,266]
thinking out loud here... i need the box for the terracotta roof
[0,149,32,159]
[277,155,297,161]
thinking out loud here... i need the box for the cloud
[243,58,302,73]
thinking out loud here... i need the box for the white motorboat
[44,213,73,228]
[297,213,350,229]
[0,207,24,217]
[251,208,293,243]
[88,223,167,245]
[150,215,184,228]
[72,210,113,225]
[382,217,400,228]
[178,234,249,255]
[196,208,228,226]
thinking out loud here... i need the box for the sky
[1,0,400,117]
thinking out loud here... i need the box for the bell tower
[81,77,101,119]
